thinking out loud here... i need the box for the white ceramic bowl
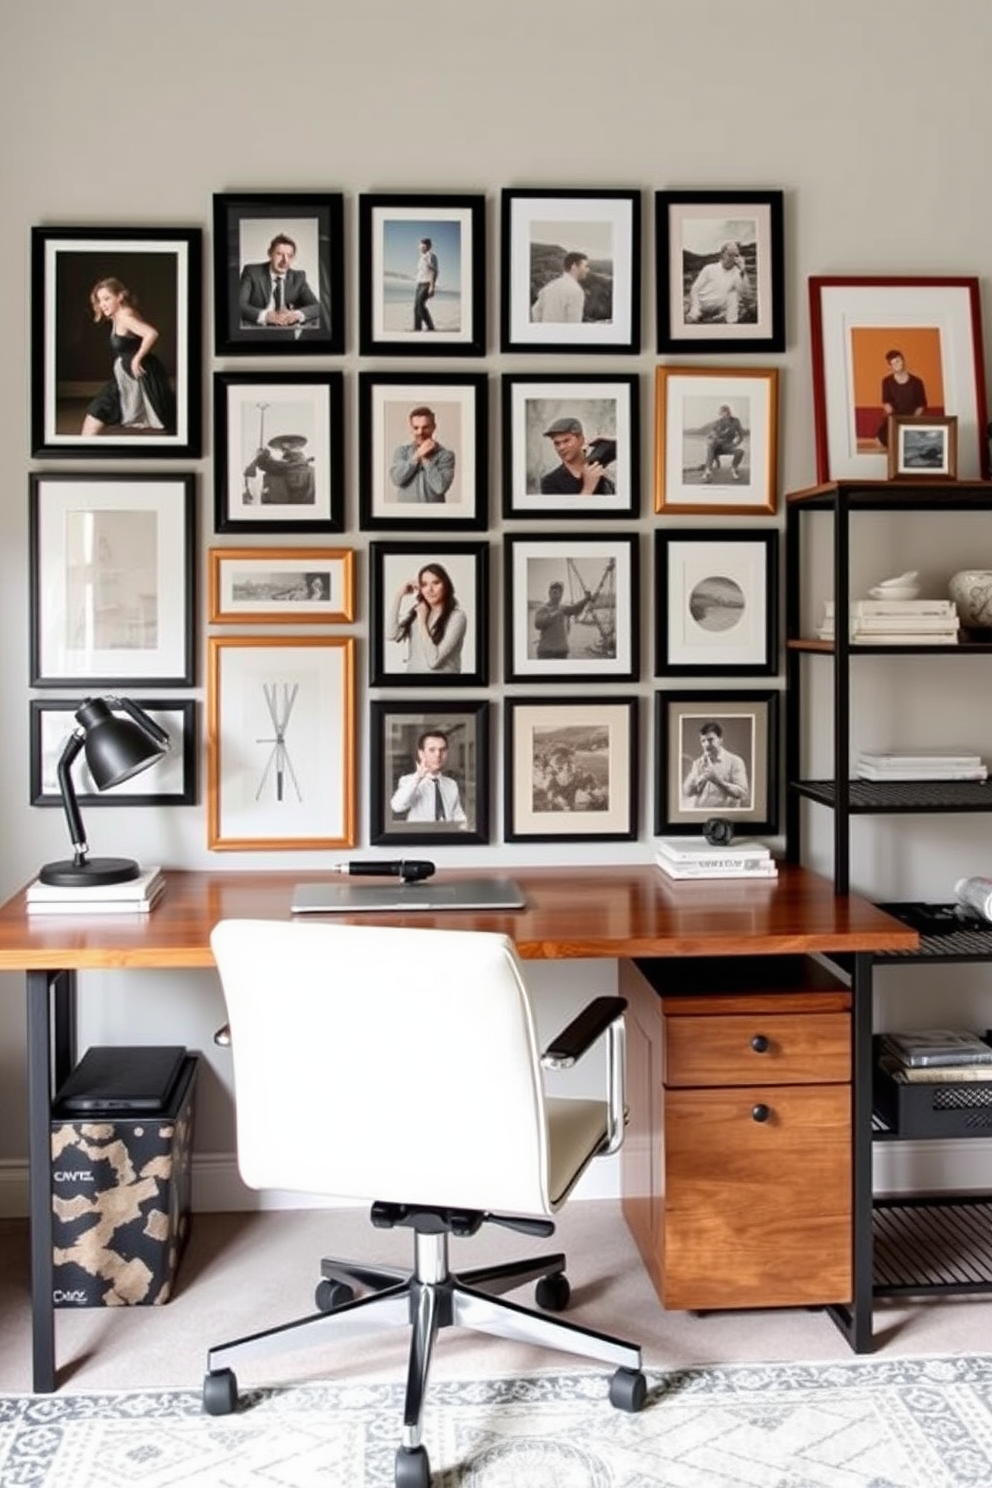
[868,585,920,601]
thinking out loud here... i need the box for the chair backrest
[210,919,555,1216]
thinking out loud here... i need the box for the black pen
[328,860,436,883]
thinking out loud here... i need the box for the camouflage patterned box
[50,1055,197,1307]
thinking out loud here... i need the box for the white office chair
[202,919,646,1488]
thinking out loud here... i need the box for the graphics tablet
[55,1045,187,1113]
[291,877,527,914]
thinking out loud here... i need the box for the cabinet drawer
[665,1011,850,1087]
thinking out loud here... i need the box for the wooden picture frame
[369,541,488,688]
[29,474,196,688]
[212,192,344,355]
[31,225,201,459]
[370,699,490,846]
[809,276,989,481]
[655,529,778,678]
[655,689,779,836]
[505,696,638,842]
[887,414,958,481]
[358,193,486,356]
[504,533,639,683]
[501,372,639,519]
[207,635,355,850]
[208,547,355,624]
[655,189,784,354]
[30,698,197,808]
[653,366,778,515]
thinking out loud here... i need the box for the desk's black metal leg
[826,951,875,1352]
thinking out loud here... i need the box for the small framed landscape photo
[212,192,344,355]
[359,372,488,531]
[887,414,958,481]
[370,699,490,846]
[505,534,639,684]
[500,188,640,353]
[505,696,638,843]
[655,529,777,677]
[208,548,355,624]
[502,373,639,519]
[214,372,344,534]
[655,189,784,355]
[359,193,485,356]
[655,690,778,836]
[30,698,197,809]
[369,541,488,688]
[654,366,778,515]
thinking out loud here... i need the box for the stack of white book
[654,837,778,880]
[817,598,960,645]
[25,866,165,915]
[855,751,987,782]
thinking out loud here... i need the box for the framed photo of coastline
[370,698,490,846]
[500,189,641,354]
[888,414,958,481]
[358,371,488,531]
[212,192,344,356]
[359,193,486,357]
[655,689,778,836]
[501,373,639,519]
[504,696,638,843]
[809,276,988,481]
[654,366,779,515]
[208,547,355,624]
[655,529,778,677]
[30,698,197,809]
[30,225,202,459]
[504,533,639,684]
[368,540,489,689]
[655,189,784,355]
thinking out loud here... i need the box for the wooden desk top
[0,865,917,971]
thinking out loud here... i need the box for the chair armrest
[541,996,627,1070]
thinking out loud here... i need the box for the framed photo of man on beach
[504,533,639,684]
[655,690,778,836]
[654,366,779,515]
[370,698,491,847]
[501,189,640,354]
[502,373,639,519]
[359,194,485,357]
[212,192,344,356]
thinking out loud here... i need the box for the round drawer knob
[751,1103,771,1123]
[750,1034,770,1054]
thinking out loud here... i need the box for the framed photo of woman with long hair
[368,541,488,688]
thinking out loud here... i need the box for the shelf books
[654,838,777,880]
[26,866,164,915]
[878,1054,992,1084]
[818,598,959,645]
[879,1028,992,1069]
[855,750,987,782]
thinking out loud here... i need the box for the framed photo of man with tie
[213,192,344,356]
[369,699,490,846]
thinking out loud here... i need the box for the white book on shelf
[654,835,771,864]
[26,866,164,904]
[857,751,983,768]
[26,880,166,916]
[850,632,960,646]
[655,857,778,881]
[843,616,959,632]
[825,598,956,616]
[856,766,988,781]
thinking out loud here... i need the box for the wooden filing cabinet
[620,955,852,1311]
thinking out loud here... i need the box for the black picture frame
[655,689,779,836]
[655,189,785,355]
[359,371,488,531]
[369,541,488,689]
[213,372,345,534]
[504,696,638,843]
[31,225,202,459]
[30,698,197,808]
[500,188,641,354]
[654,529,778,678]
[212,192,344,356]
[358,193,486,357]
[504,533,639,684]
[370,698,490,846]
[501,372,639,520]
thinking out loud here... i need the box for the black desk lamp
[39,697,171,888]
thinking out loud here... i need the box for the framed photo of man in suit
[370,698,490,846]
[213,193,344,356]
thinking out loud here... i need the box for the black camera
[703,817,735,847]
[585,437,617,468]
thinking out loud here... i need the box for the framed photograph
[213,372,344,534]
[370,699,490,846]
[809,276,989,482]
[500,189,640,354]
[655,529,778,677]
[655,189,784,354]
[31,225,201,459]
[207,635,355,851]
[30,699,196,808]
[654,366,779,515]
[358,372,488,531]
[29,474,195,688]
[504,534,638,683]
[369,541,488,688]
[887,414,958,481]
[655,690,779,836]
[505,697,637,843]
[212,192,344,356]
[358,193,485,356]
[208,548,355,624]
[501,373,639,519]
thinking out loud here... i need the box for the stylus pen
[328,860,436,882]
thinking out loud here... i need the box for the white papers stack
[26,866,165,915]
[818,598,959,645]
[654,837,778,880]
[855,752,987,782]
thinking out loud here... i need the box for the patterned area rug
[2,1356,992,1487]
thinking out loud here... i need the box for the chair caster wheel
[203,1367,238,1415]
[394,1443,431,1488]
[315,1278,355,1313]
[535,1271,571,1311]
[609,1366,647,1413]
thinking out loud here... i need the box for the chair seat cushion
[545,1098,609,1208]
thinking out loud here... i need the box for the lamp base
[38,857,141,889]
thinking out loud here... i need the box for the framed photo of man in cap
[501,373,639,518]
[214,372,345,533]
